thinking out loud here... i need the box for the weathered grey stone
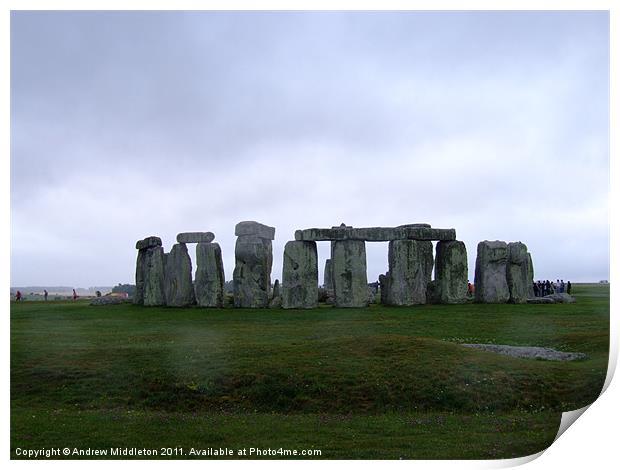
[434,240,468,304]
[331,240,368,308]
[544,293,576,303]
[383,240,433,305]
[397,223,431,228]
[461,344,586,361]
[177,232,215,244]
[233,234,273,308]
[323,259,333,290]
[269,295,282,308]
[506,242,529,304]
[194,242,225,307]
[143,246,166,306]
[526,252,535,298]
[527,297,555,304]
[135,236,162,250]
[294,226,456,242]
[90,296,128,306]
[282,241,318,309]
[379,273,390,306]
[164,243,196,307]
[368,282,380,304]
[474,241,510,303]
[235,221,275,240]
[134,249,147,305]
[426,280,440,304]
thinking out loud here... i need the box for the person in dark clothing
[533,282,539,297]
[44,289,48,301]
[537,281,543,296]
[545,280,551,296]
[567,281,572,295]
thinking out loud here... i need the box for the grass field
[10,283,609,459]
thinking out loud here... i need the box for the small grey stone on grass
[90,297,128,306]
[527,297,555,304]
[544,293,576,303]
[461,344,586,361]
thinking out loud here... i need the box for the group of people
[533,279,571,297]
[14,289,79,302]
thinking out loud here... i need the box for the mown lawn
[10,283,609,459]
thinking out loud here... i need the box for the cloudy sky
[10,11,609,287]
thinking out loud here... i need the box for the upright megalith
[383,240,433,305]
[526,252,535,298]
[135,236,165,306]
[144,247,166,306]
[233,221,275,308]
[194,242,225,307]
[323,259,333,291]
[506,242,530,304]
[135,249,147,305]
[164,243,196,307]
[282,241,318,309]
[269,280,282,308]
[331,240,368,308]
[474,241,509,303]
[435,240,468,304]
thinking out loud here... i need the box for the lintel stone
[235,221,276,240]
[294,226,455,242]
[136,236,162,250]
[177,232,215,243]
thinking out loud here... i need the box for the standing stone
[269,280,282,308]
[194,242,225,307]
[331,240,368,308]
[233,221,275,308]
[323,259,333,291]
[135,236,162,305]
[526,252,535,298]
[143,246,166,306]
[506,242,530,304]
[164,243,196,307]
[134,249,147,305]
[383,240,433,305]
[282,241,318,309]
[379,273,390,305]
[435,240,468,304]
[474,241,510,303]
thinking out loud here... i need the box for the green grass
[11,283,609,459]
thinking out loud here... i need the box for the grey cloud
[10,11,609,286]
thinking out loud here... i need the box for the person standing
[15,290,22,302]
[533,282,539,297]
[44,289,48,301]
[72,289,78,301]
[567,281,572,295]
[560,280,565,293]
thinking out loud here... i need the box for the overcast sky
[10,11,609,287]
